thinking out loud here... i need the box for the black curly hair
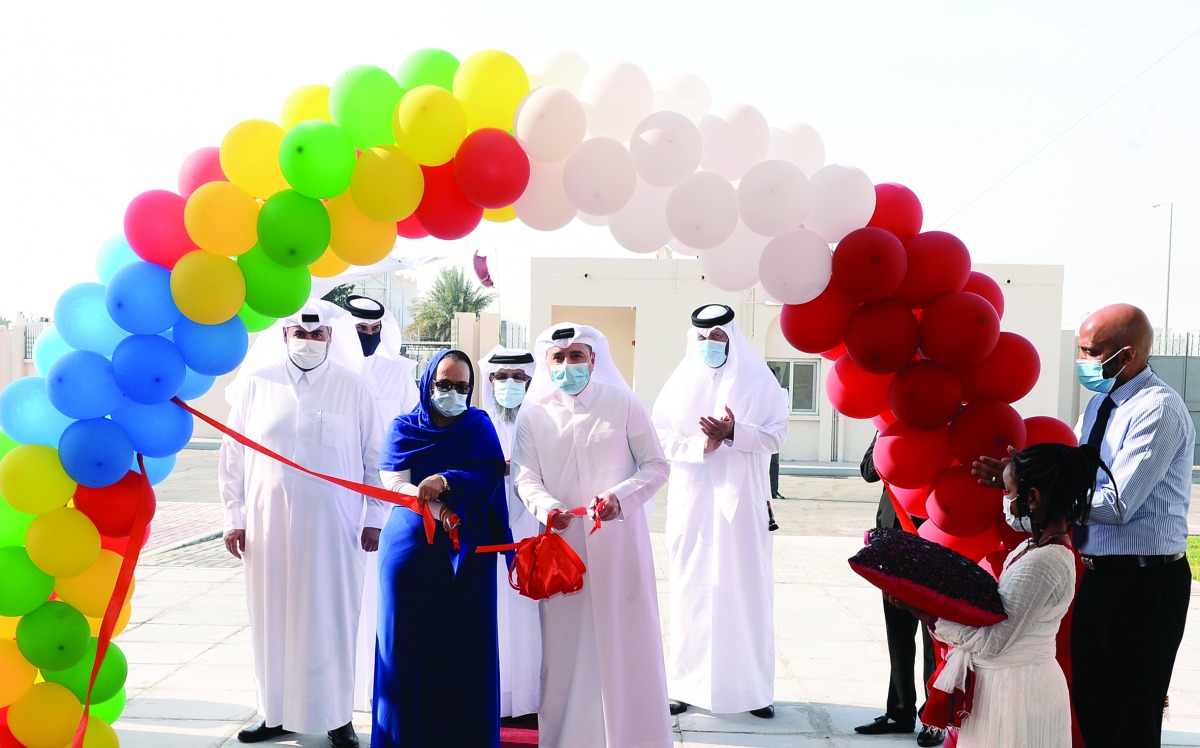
[1009,442,1114,529]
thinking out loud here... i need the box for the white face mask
[493,379,527,409]
[431,389,468,417]
[288,338,329,371]
[1002,494,1032,533]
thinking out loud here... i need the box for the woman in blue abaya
[374,349,510,748]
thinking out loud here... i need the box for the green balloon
[16,600,90,671]
[92,686,127,724]
[42,637,128,703]
[257,190,331,267]
[0,546,53,617]
[0,499,34,546]
[396,48,460,91]
[279,121,357,200]
[237,247,312,319]
[237,303,276,334]
[328,64,404,150]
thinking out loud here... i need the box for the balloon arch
[0,48,1071,747]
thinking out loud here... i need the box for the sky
[1,0,1198,333]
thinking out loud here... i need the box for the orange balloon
[0,638,37,706]
[7,682,82,748]
[184,180,260,256]
[55,551,135,619]
[327,193,397,266]
[308,247,351,278]
[86,598,132,638]
[349,146,424,222]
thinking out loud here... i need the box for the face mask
[493,379,527,409]
[431,389,468,417]
[550,363,591,395]
[1075,350,1125,393]
[288,338,328,371]
[357,331,381,357]
[1002,494,1032,533]
[698,339,728,368]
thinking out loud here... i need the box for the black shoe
[854,715,915,734]
[768,519,780,532]
[668,699,688,715]
[237,722,294,743]
[328,721,360,748]
[772,492,786,500]
[917,724,947,746]
[749,704,774,719]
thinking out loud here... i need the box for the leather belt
[1081,552,1185,571]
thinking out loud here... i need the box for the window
[767,360,819,415]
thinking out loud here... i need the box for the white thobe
[219,360,385,733]
[511,382,673,748]
[490,410,543,718]
[654,392,787,713]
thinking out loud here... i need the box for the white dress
[933,543,1076,748]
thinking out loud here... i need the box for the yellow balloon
[170,250,247,325]
[0,615,18,638]
[349,146,424,222]
[55,551,134,619]
[25,508,99,578]
[0,446,76,515]
[183,181,260,256]
[392,86,468,166]
[86,598,131,638]
[0,638,37,706]
[220,119,289,200]
[7,682,82,748]
[74,715,119,748]
[326,193,397,266]
[281,84,332,129]
[453,50,529,131]
[484,205,518,223]
[308,247,351,278]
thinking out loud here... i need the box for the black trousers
[882,594,936,722]
[769,453,780,495]
[1070,557,1191,748]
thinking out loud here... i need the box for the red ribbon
[884,482,919,535]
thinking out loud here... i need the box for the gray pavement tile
[677,703,817,734]
[123,692,258,722]
[118,623,244,645]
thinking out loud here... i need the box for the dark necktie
[1077,395,1116,548]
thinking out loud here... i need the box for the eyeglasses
[491,373,530,382]
[432,380,470,395]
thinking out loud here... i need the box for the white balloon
[579,61,654,142]
[767,122,826,177]
[629,111,703,188]
[609,181,672,254]
[699,222,769,292]
[515,86,587,164]
[666,172,739,251]
[576,210,609,227]
[562,137,637,216]
[653,71,712,122]
[804,164,876,243]
[758,229,833,304]
[514,160,577,231]
[529,50,589,94]
[737,160,812,237]
[699,102,770,181]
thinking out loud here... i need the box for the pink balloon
[123,190,200,269]
[874,422,953,490]
[178,147,227,198]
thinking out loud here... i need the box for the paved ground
[115,449,1200,747]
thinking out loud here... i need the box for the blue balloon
[54,283,129,356]
[177,366,216,401]
[111,399,193,458]
[46,350,124,419]
[132,452,177,486]
[32,327,75,376]
[111,335,186,405]
[0,377,74,447]
[58,419,134,488]
[105,262,181,335]
[172,316,249,376]
[96,235,139,284]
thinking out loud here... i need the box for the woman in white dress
[891,442,1111,748]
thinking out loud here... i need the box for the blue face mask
[430,389,468,417]
[698,339,728,368]
[1075,350,1125,393]
[550,363,591,395]
[493,379,527,409]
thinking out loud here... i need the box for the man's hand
[703,436,722,453]
[971,445,1017,489]
[884,593,936,625]
[361,527,381,552]
[589,491,621,522]
[416,474,445,509]
[699,406,735,442]
[550,510,575,531]
[505,458,511,477]
[224,529,245,559]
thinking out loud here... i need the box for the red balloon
[1023,415,1079,447]
[396,213,429,239]
[454,129,531,209]
[415,162,484,240]
[0,707,21,748]
[845,301,919,373]
[994,512,1030,551]
[948,400,1028,466]
[867,183,923,242]
[889,483,930,519]
[123,190,201,270]
[874,422,953,489]
[888,359,964,431]
[820,341,847,362]
[826,355,893,419]
[831,227,907,303]
[919,292,1001,369]
[926,465,1004,537]
[958,332,1040,403]
[871,408,898,432]
[919,520,1002,562]
[962,270,1004,319]
[979,547,1014,580]
[779,283,857,354]
[73,470,157,538]
[178,147,227,199]
[892,231,971,308]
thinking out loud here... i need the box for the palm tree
[407,266,494,342]
[0,316,10,327]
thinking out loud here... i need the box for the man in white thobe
[480,345,542,719]
[652,304,788,718]
[511,323,673,748]
[220,301,384,748]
